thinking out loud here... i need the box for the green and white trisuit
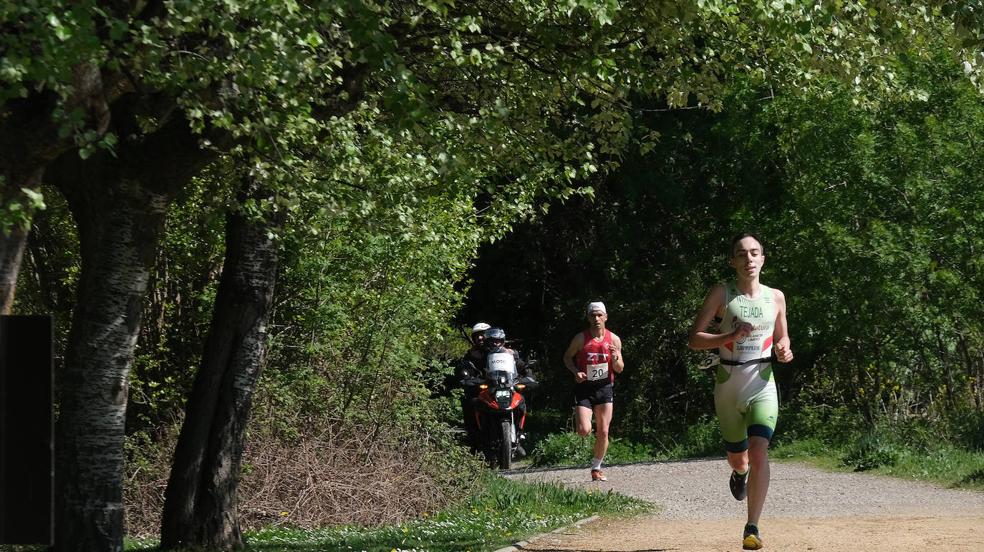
[715,282,779,453]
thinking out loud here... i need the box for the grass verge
[126,473,650,551]
[771,437,984,490]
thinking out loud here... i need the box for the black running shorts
[574,382,614,408]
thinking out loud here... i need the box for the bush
[951,409,984,452]
[528,432,593,467]
[123,429,176,538]
[528,431,653,467]
[240,423,482,530]
[841,431,902,472]
[660,416,722,459]
[123,420,484,538]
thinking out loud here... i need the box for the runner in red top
[576,327,616,385]
[563,301,624,481]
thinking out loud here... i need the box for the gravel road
[507,459,984,551]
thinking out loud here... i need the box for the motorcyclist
[481,327,530,377]
[460,323,490,375]
[480,327,534,457]
[457,322,491,450]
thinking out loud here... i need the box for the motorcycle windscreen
[486,352,517,376]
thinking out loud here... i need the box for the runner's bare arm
[610,334,624,374]
[563,333,586,380]
[773,288,794,363]
[687,285,743,350]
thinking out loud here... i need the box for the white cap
[586,301,606,315]
[471,322,491,333]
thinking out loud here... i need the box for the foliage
[123,419,484,538]
[465,50,984,455]
[772,431,984,491]
[126,474,649,551]
[6,2,984,546]
[528,430,653,467]
[656,416,725,460]
[2,1,970,226]
[841,431,903,471]
[211,475,645,552]
[11,185,78,344]
[755,53,984,435]
[951,409,984,452]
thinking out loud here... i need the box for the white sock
[591,457,603,471]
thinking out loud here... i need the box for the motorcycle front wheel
[498,418,512,470]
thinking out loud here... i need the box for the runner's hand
[575,371,588,383]
[732,322,753,341]
[775,342,794,363]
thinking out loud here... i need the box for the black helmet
[484,327,506,350]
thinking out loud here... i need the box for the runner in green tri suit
[688,233,794,551]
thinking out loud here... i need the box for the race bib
[586,362,609,382]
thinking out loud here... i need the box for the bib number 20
[587,363,609,382]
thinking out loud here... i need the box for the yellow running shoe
[742,523,762,550]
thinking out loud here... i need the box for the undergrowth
[127,474,650,551]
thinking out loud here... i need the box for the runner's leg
[744,380,778,525]
[727,450,749,473]
[592,402,613,461]
[575,405,593,437]
[746,435,770,525]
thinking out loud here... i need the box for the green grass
[772,437,984,490]
[126,473,650,551]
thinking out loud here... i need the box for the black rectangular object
[0,315,53,545]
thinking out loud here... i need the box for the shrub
[528,432,593,467]
[123,420,484,538]
[951,409,984,452]
[659,416,722,459]
[841,431,902,471]
[528,431,653,467]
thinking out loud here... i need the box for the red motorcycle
[466,351,537,469]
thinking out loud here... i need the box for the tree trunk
[53,176,169,551]
[0,169,43,313]
[161,176,282,551]
[0,215,30,314]
[48,113,215,552]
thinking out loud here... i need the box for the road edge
[492,514,599,552]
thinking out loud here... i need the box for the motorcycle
[463,351,537,469]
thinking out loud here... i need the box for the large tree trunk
[161,176,283,550]
[48,113,214,552]
[53,174,169,551]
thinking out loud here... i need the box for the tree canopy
[4,1,984,551]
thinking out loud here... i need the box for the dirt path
[508,459,984,551]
